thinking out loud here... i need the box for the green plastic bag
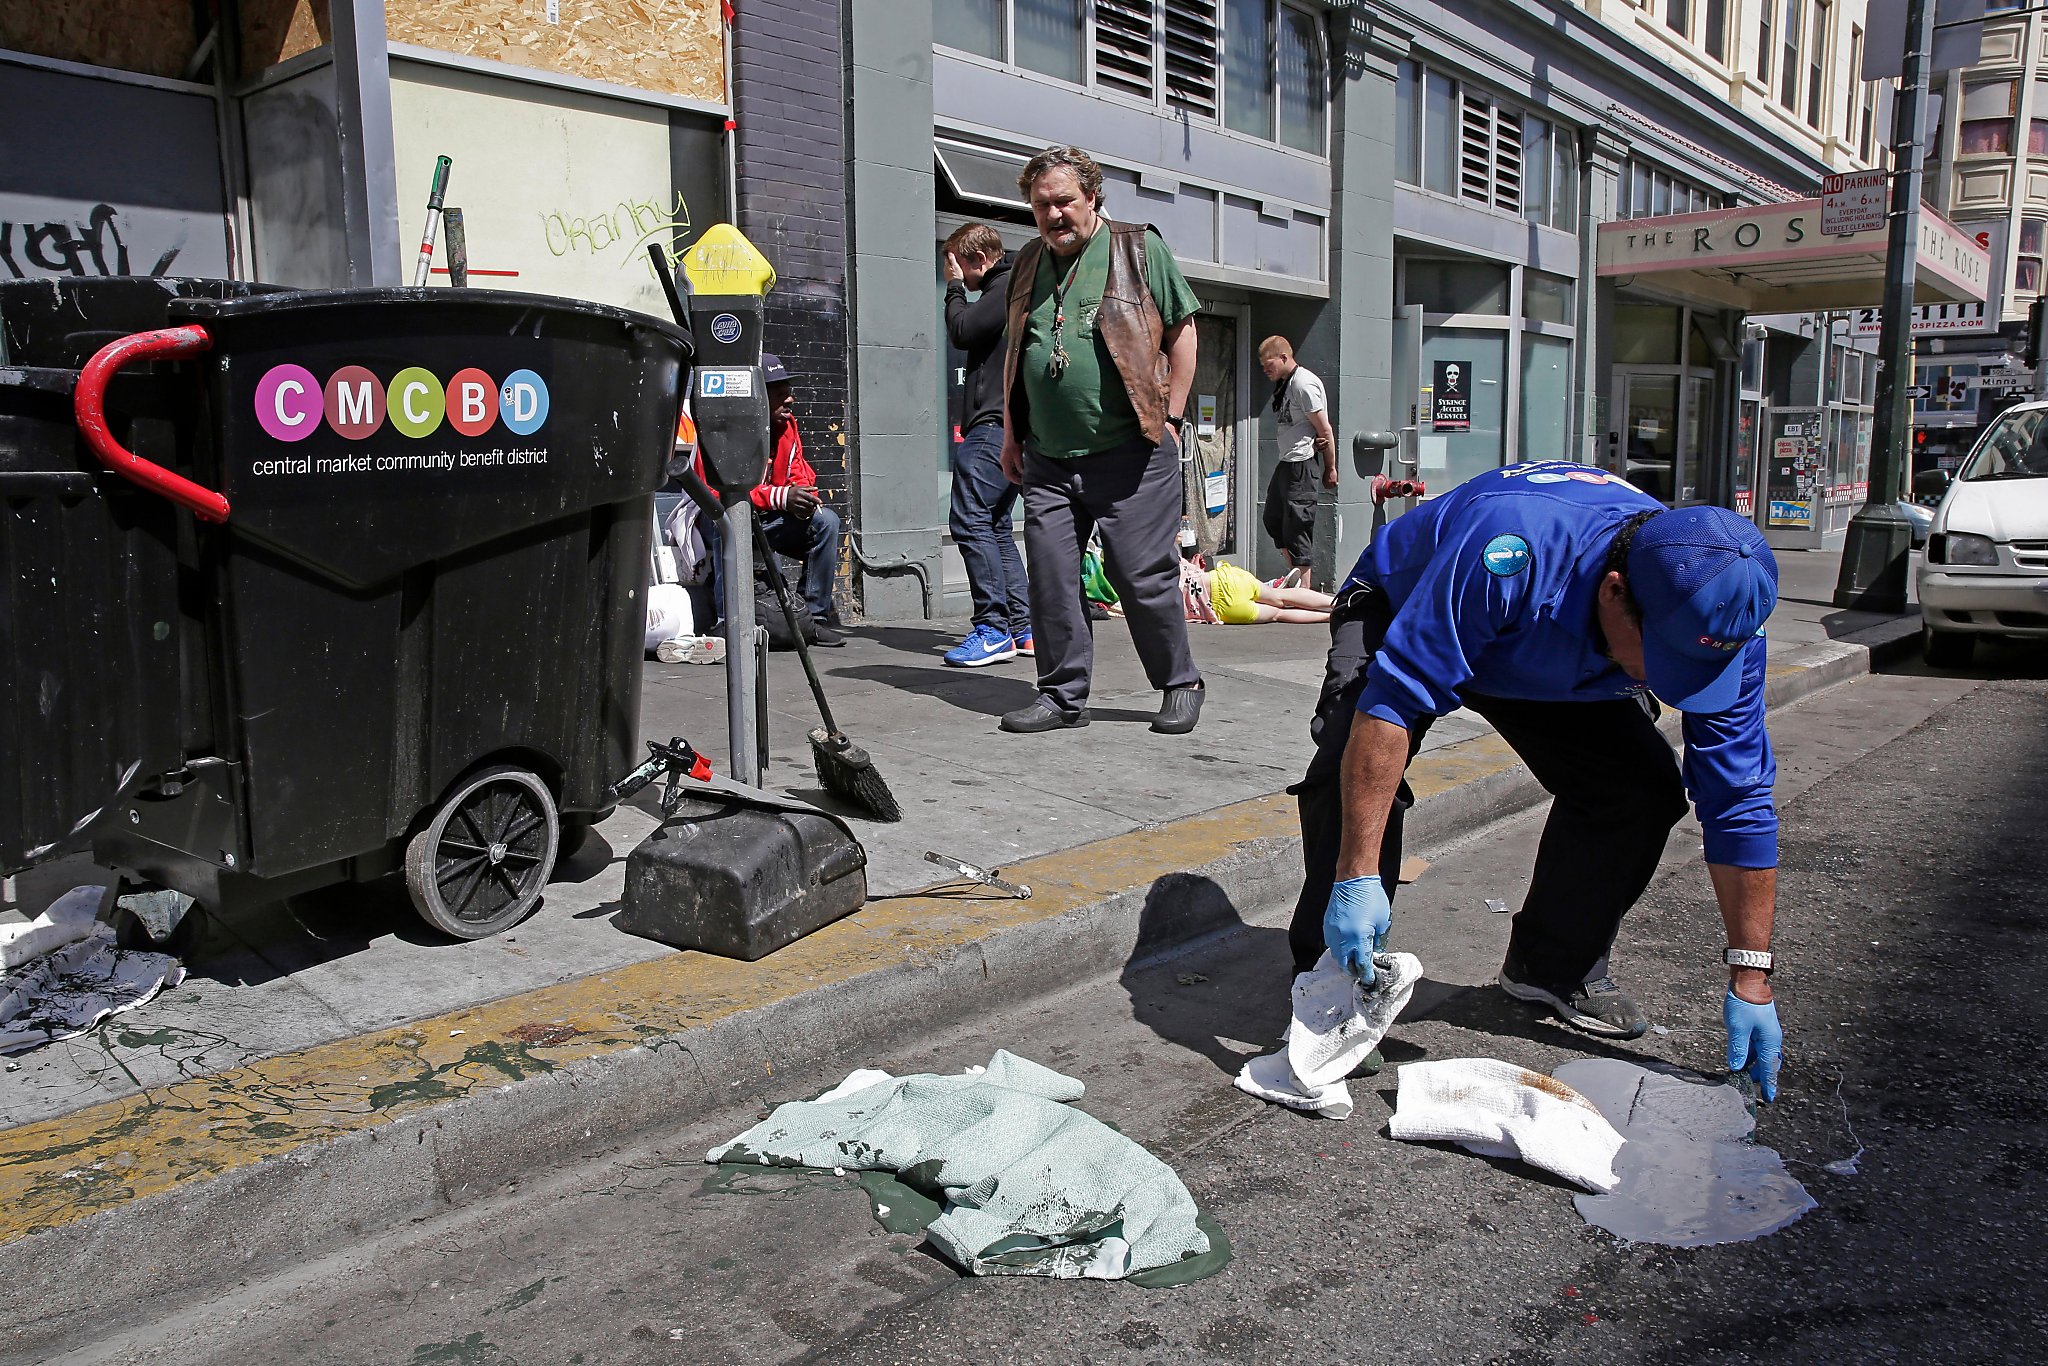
[1082,549,1118,605]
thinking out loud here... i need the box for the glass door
[1619,373,1679,503]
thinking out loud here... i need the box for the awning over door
[1596,200,1990,311]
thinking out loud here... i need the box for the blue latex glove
[1724,990,1783,1102]
[1324,875,1391,983]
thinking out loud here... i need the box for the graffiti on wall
[539,190,696,279]
[0,202,188,280]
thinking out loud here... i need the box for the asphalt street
[49,652,2048,1366]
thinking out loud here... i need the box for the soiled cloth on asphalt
[0,887,185,1055]
[707,1049,1208,1279]
[1389,1057,1625,1193]
[1233,951,1422,1120]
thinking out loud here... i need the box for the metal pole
[722,501,760,786]
[1834,0,1936,610]
[329,0,404,286]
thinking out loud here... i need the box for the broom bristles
[809,728,902,822]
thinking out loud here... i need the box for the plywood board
[239,0,330,75]
[0,0,197,80]
[391,61,709,315]
[387,0,724,104]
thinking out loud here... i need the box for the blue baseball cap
[1626,506,1778,713]
[760,352,790,385]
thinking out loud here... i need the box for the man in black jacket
[941,223,1031,667]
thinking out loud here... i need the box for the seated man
[756,353,845,647]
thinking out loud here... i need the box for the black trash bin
[0,278,283,878]
[9,284,692,939]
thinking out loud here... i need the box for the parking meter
[680,225,778,785]
[681,224,778,501]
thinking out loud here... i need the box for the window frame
[934,0,1331,160]
[1396,59,1569,228]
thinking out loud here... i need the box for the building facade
[2,0,1978,618]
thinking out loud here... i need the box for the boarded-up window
[387,0,726,105]
[0,0,199,80]
[388,60,724,313]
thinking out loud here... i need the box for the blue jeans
[760,503,842,621]
[949,424,1029,635]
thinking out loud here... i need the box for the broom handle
[752,520,841,737]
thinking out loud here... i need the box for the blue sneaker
[1013,630,1034,656]
[945,624,1016,668]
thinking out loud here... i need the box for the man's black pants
[1287,586,1690,977]
[1262,458,1318,568]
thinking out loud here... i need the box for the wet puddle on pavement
[1555,1059,1815,1247]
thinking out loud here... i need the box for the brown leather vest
[1002,220,1170,448]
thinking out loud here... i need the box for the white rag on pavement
[0,887,185,1055]
[1233,951,1422,1120]
[707,1049,1209,1280]
[1388,1057,1625,1193]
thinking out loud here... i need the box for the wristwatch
[1723,947,1774,972]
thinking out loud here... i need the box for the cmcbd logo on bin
[254,364,551,443]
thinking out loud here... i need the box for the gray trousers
[1022,431,1200,715]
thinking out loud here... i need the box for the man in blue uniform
[1293,462,1784,1098]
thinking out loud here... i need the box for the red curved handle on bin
[74,325,230,524]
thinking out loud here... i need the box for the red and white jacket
[752,416,819,513]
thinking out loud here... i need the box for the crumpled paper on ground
[708,1049,1208,1279]
[1234,951,1423,1119]
[1388,1057,1625,1193]
[0,887,185,1055]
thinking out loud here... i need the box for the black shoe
[1000,696,1089,733]
[808,624,846,648]
[1087,601,1111,621]
[1151,683,1204,735]
[1499,952,1649,1039]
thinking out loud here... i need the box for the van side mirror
[1912,468,1951,501]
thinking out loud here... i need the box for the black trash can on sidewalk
[36,286,692,938]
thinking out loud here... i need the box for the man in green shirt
[997,145,1206,736]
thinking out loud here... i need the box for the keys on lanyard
[1046,250,1082,379]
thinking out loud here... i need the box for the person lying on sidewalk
[1290,461,1787,1100]
[1120,559,1333,625]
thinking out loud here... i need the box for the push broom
[750,521,902,822]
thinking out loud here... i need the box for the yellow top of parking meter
[681,224,777,296]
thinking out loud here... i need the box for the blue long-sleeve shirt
[1341,462,1776,867]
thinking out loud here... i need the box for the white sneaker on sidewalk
[656,635,726,665]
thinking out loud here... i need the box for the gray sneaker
[1499,955,1649,1039]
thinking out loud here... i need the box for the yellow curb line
[0,784,1300,1242]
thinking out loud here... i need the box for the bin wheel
[405,765,560,939]
[1921,624,1974,669]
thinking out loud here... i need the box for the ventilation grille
[1163,1,1219,119]
[1459,91,1521,214]
[1095,0,1156,101]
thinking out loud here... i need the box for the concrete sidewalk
[0,544,1917,1356]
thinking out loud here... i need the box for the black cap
[760,352,790,385]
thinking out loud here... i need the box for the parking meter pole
[680,224,779,786]
[1834,0,1932,612]
[721,501,759,784]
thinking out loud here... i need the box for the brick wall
[730,0,853,518]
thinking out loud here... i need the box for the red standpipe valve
[1371,475,1427,504]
